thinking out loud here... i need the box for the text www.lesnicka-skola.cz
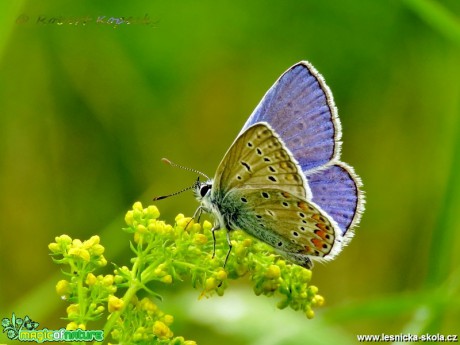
[357,333,458,342]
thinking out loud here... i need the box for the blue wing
[240,61,342,172]
[306,163,364,238]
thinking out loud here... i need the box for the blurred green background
[1,0,459,344]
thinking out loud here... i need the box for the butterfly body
[192,61,364,268]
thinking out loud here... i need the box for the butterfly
[161,61,364,269]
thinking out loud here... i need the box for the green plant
[48,202,324,344]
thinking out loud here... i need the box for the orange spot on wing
[311,238,323,250]
[282,192,291,198]
[300,245,313,254]
[314,229,327,240]
[317,223,328,232]
[297,202,309,211]
[311,214,321,221]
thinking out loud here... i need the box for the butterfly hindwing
[214,122,311,200]
[307,162,364,239]
[222,187,343,267]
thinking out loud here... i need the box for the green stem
[77,274,87,324]
[97,281,141,345]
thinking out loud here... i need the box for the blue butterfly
[164,61,364,269]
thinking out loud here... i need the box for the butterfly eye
[200,184,211,197]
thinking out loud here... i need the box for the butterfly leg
[210,219,232,267]
[223,230,232,268]
[211,224,221,259]
[187,206,203,229]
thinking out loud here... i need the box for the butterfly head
[193,178,213,202]
[153,158,212,202]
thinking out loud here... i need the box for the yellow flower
[265,265,281,279]
[203,220,212,232]
[72,239,83,248]
[48,242,60,253]
[193,233,208,245]
[108,295,124,313]
[175,213,185,222]
[154,267,165,276]
[161,275,173,284]
[137,224,148,234]
[91,244,105,256]
[56,234,72,245]
[66,322,78,330]
[125,210,134,226]
[176,216,193,230]
[68,247,90,262]
[205,277,218,291]
[133,201,143,211]
[308,285,318,295]
[139,298,157,313]
[55,280,71,296]
[133,208,143,220]
[102,275,114,286]
[134,232,142,244]
[83,235,100,248]
[153,321,173,339]
[234,243,247,256]
[147,205,160,218]
[66,304,79,318]
[313,295,324,307]
[243,238,252,247]
[215,269,227,281]
[163,314,174,326]
[191,223,201,232]
[96,256,108,267]
[299,269,312,282]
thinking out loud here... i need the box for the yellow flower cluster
[50,201,325,345]
[49,235,106,267]
[111,296,197,344]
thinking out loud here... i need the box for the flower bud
[56,280,71,296]
[265,265,281,279]
[133,201,143,211]
[108,295,124,313]
[125,210,134,226]
[147,205,160,218]
[85,273,97,286]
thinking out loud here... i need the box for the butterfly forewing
[213,122,311,200]
[241,62,341,172]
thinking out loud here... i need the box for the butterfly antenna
[161,158,210,180]
[153,178,199,201]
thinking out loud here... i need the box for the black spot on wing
[241,161,251,172]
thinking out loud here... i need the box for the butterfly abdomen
[218,190,294,247]
[211,190,246,231]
